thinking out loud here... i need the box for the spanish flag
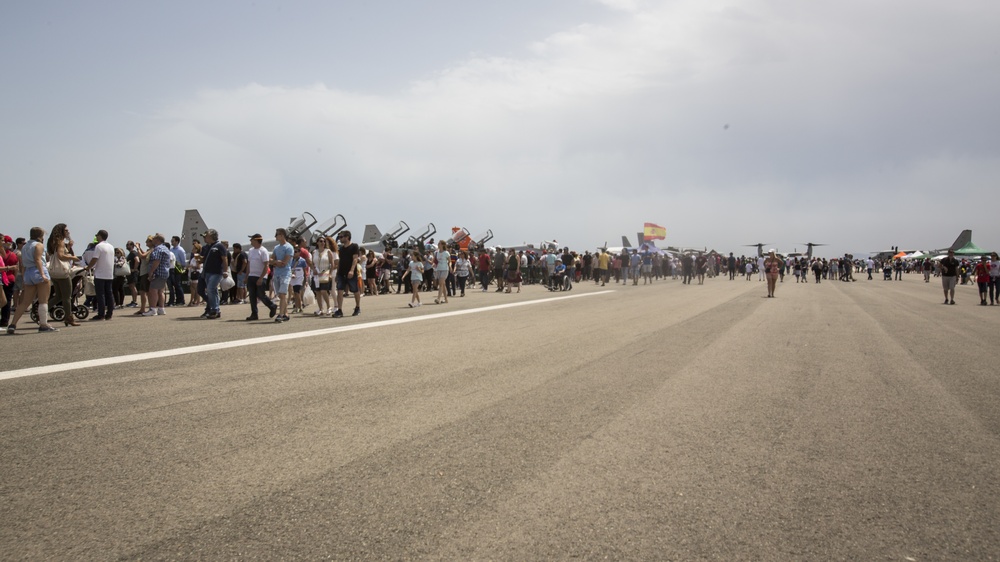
[643,222,666,241]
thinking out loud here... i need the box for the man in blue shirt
[200,229,229,319]
[167,236,187,306]
[268,228,294,323]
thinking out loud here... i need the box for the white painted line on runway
[0,290,614,381]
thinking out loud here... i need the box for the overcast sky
[2,0,998,257]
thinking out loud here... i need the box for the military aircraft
[744,243,772,258]
[179,209,347,253]
[398,223,438,254]
[359,221,410,253]
[497,240,559,254]
[786,243,828,259]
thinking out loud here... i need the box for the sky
[2,0,999,258]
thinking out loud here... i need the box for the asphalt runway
[2,273,998,560]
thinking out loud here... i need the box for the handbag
[114,261,131,278]
[48,253,71,279]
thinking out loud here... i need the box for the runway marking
[0,291,614,381]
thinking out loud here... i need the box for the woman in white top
[455,251,471,297]
[312,236,335,316]
[434,240,452,305]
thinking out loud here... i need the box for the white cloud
[6,0,999,256]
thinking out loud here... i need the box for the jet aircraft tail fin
[949,229,972,251]
[180,209,208,254]
[362,224,382,244]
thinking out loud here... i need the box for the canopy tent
[892,251,907,259]
[906,251,928,259]
[952,240,993,256]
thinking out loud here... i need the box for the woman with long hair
[46,223,79,327]
[7,227,57,334]
[433,240,451,304]
[113,247,129,308]
[312,236,335,316]
[764,250,782,298]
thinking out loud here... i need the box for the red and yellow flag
[643,222,666,241]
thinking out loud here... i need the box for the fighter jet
[179,209,347,253]
[360,221,410,253]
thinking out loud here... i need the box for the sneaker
[141,310,158,317]
[38,326,59,333]
[950,300,956,305]
[246,315,259,321]
[126,302,138,308]
[6,325,15,335]
[408,302,414,308]
[332,309,343,318]
[281,315,290,322]
[274,316,284,323]
[207,312,220,319]
[269,306,277,319]
[91,316,105,321]
[157,308,166,316]
[352,307,360,317]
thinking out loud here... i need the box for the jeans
[989,278,999,304]
[204,273,223,314]
[95,278,115,318]
[168,268,185,305]
[247,275,275,316]
[457,275,467,294]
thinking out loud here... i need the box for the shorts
[23,268,49,286]
[237,273,248,289]
[150,278,168,291]
[317,281,332,291]
[128,271,139,285]
[942,276,957,292]
[138,276,150,291]
[641,264,652,274]
[292,284,302,294]
[272,272,291,295]
[336,273,359,293]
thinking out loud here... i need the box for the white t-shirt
[247,246,269,277]
[93,241,115,280]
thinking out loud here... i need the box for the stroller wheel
[74,306,90,320]
[30,310,39,323]
[52,307,66,322]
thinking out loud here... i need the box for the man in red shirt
[974,256,991,306]
[477,250,491,293]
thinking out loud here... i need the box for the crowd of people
[1,224,997,335]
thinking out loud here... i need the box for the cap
[2,235,12,243]
[249,233,263,240]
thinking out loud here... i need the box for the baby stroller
[882,264,893,281]
[30,267,90,323]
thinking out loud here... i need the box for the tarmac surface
[1,273,999,560]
